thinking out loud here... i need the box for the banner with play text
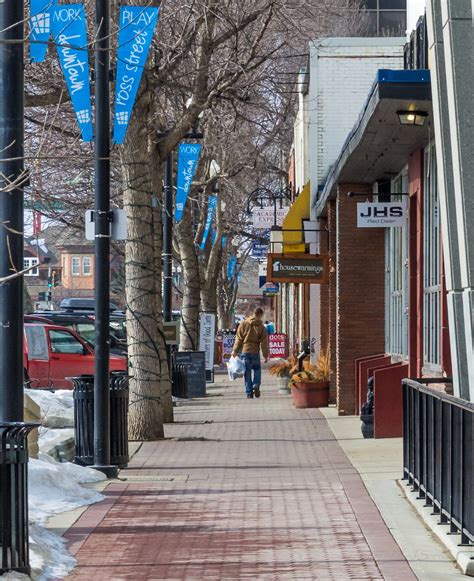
[113,6,160,144]
[175,143,202,221]
[51,4,93,141]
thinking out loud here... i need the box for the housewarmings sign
[113,6,160,144]
[357,201,408,228]
[51,5,93,141]
[267,253,329,285]
[175,143,202,221]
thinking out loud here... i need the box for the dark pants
[241,353,261,395]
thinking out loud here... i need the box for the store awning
[282,182,310,253]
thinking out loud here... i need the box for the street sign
[357,201,407,228]
[252,207,288,229]
[267,253,329,285]
[263,283,279,297]
[252,242,268,259]
[269,333,288,359]
[222,332,236,361]
[199,312,216,382]
[163,321,180,345]
[85,209,128,241]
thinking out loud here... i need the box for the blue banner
[227,256,237,280]
[199,195,218,251]
[221,236,228,249]
[51,5,93,142]
[175,143,202,221]
[113,6,159,144]
[30,0,56,63]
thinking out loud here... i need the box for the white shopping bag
[226,356,245,380]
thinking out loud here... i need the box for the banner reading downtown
[113,6,159,144]
[30,0,56,63]
[175,143,202,221]
[199,196,218,250]
[51,5,93,141]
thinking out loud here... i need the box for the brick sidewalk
[65,375,415,580]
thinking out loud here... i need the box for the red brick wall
[336,185,385,415]
[327,201,337,403]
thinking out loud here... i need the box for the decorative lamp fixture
[397,110,428,126]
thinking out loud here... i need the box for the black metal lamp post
[0,0,25,423]
[92,0,117,478]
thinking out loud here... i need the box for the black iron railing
[402,378,473,545]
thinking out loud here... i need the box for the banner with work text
[30,0,56,63]
[175,143,202,221]
[113,6,160,144]
[51,5,93,142]
[199,195,218,251]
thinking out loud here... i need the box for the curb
[398,479,474,576]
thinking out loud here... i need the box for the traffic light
[47,275,52,288]
[46,291,52,302]
[52,270,59,287]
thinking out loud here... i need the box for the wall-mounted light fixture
[397,110,428,126]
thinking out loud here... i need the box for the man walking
[232,307,269,399]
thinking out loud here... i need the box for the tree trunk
[121,101,164,440]
[176,205,201,350]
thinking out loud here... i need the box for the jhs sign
[357,202,407,228]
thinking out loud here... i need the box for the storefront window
[385,171,409,358]
[423,144,441,370]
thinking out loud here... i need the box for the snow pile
[37,427,75,462]
[1,455,106,580]
[25,389,74,429]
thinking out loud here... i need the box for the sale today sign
[268,334,288,359]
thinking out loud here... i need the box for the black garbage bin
[72,373,129,468]
[0,422,40,575]
[171,364,188,398]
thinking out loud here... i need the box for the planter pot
[291,381,330,408]
[276,376,290,394]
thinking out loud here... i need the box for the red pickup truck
[24,323,127,389]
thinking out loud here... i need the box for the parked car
[24,323,127,389]
[26,313,127,356]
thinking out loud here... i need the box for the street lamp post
[0,0,25,422]
[162,152,173,325]
[92,0,116,478]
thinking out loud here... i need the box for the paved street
[65,375,416,580]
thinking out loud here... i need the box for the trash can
[71,373,129,468]
[0,421,40,575]
[171,364,188,398]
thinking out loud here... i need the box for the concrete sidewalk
[60,375,460,579]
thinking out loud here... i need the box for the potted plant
[289,351,330,408]
[268,356,297,393]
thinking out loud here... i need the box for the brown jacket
[233,316,269,358]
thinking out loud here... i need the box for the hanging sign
[113,6,160,144]
[268,333,288,359]
[221,236,227,249]
[199,195,218,250]
[222,332,236,361]
[51,5,93,142]
[267,253,329,285]
[175,143,202,221]
[252,207,288,229]
[199,313,216,382]
[30,0,56,63]
[357,201,408,228]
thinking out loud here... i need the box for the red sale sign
[268,333,288,359]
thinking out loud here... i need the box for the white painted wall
[307,38,405,209]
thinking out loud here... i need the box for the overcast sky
[407,0,427,33]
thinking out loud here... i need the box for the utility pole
[163,152,173,325]
[0,0,25,422]
[93,0,116,477]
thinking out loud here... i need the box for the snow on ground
[2,391,107,580]
[25,389,74,428]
